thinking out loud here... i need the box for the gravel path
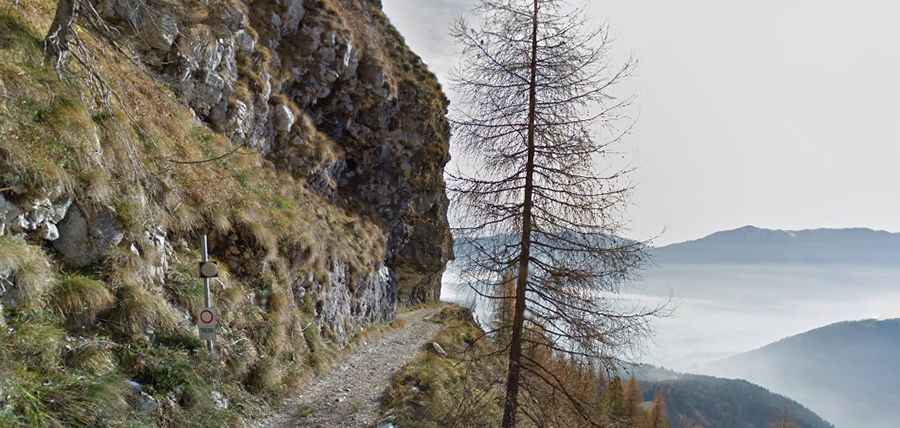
[257,307,442,428]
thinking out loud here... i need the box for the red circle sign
[199,310,215,324]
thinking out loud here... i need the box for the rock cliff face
[1,0,448,343]
[166,0,450,303]
[0,1,449,423]
[96,0,450,335]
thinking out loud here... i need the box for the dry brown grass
[108,283,178,338]
[384,305,502,428]
[49,274,116,327]
[65,342,117,375]
[0,0,387,281]
[0,236,52,309]
[0,0,432,424]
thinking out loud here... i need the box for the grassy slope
[0,1,393,426]
[382,305,503,428]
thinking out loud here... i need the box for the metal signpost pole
[201,235,213,353]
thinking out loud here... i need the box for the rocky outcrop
[294,261,396,344]
[0,1,452,423]
[0,194,71,242]
[53,202,124,268]
[93,0,451,339]
[1,0,446,345]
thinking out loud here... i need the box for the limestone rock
[295,262,396,345]
[53,203,124,268]
[132,226,173,284]
[39,223,59,241]
[235,29,255,55]
[126,381,159,414]
[430,342,448,358]
[273,104,295,134]
[279,0,305,35]
[210,390,229,410]
[0,195,72,241]
[211,1,247,33]
[142,14,178,50]
[376,419,397,428]
[95,0,452,338]
[0,195,20,237]
[99,0,144,29]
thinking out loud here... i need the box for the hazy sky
[384,0,900,245]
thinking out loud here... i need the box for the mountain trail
[256,306,443,428]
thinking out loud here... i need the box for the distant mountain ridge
[703,318,900,428]
[653,225,900,264]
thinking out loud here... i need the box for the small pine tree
[647,391,671,428]
[771,410,800,428]
[601,377,627,422]
[491,270,518,345]
[623,377,645,426]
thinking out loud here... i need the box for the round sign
[198,309,217,327]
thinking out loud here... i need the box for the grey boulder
[53,203,124,268]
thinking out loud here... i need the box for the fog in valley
[634,263,900,370]
[443,260,900,370]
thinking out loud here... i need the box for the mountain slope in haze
[637,372,833,428]
[703,318,900,428]
[653,226,900,264]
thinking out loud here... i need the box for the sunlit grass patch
[0,236,52,310]
[108,283,178,339]
[49,274,115,328]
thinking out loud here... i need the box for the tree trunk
[500,0,540,426]
[45,0,80,72]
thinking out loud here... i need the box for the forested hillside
[640,373,832,428]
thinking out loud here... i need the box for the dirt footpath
[256,307,442,428]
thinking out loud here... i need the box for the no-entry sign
[197,308,218,340]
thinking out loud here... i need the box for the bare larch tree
[449,0,661,426]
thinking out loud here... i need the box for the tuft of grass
[0,314,130,427]
[65,342,117,376]
[245,358,283,397]
[302,321,328,369]
[48,274,115,328]
[0,236,52,310]
[383,305,502,427]
[10,318,66,370]
[108,283,178,338]
[43,374,131,427]
[165,255,207,319]
[113,197,145,238]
